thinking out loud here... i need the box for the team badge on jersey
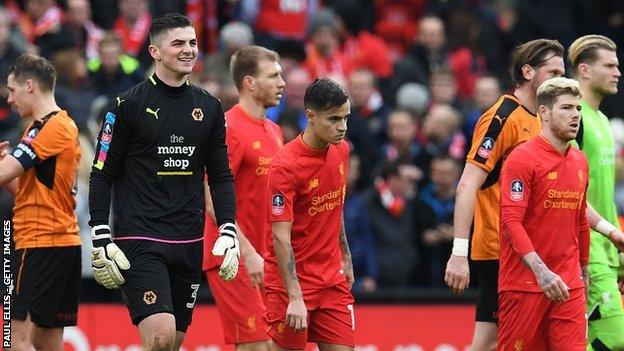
[510,179,524,201]
[272,194,285,215]
[192,108,204,121]
[23,127,39,144]
[478,137,494,158]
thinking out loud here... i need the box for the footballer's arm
[0,155,24,195]
[587,203,624,251]
[445,162,488,293]
[340,218,354,288]
[205,182,264,286]
[272,221,307,331]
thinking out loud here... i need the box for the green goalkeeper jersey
[576,100,620,267]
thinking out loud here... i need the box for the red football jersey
[255,0,308,39]
[203,104,283,269]
[499,136,590,293]
[265,136,350,292]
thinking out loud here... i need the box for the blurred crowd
[1,0,624,293]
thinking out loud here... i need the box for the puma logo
[116,96,125,106]
[493,114,506,124]
[146,107,160,119]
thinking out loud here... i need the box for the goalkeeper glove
[91,225,130,289]
[212,222,240,281]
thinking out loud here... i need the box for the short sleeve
[12,115,75,170]
[268,158,297,222]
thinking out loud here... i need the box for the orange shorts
[205,263,269,345]
[498,288,586,351]
[265,280,355,350]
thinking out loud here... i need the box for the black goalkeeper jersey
[89,74,235,241]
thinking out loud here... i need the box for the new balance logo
[146,107,160,119]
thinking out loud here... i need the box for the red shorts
[265,281,355,350]
[498,288,586,351]
[205,263,269,345]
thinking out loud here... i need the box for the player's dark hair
[149,13,192,44]
[510,39,564,86]
[304,78,349,112]
[8,53,56,92]
[230,45,281,89]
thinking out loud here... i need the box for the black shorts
[12,246,81,327]
[116,239,203,332]
[473,259,499,323]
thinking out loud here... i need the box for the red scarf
[375,178,405,217]
[114,12,152,57]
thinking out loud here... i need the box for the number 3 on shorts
[347,304,355,330]
[187,284,200,308]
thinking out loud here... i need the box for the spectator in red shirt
[302,9,353,85]
[113,0,152,69]
[499,77,589,350]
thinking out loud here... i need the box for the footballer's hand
[0,141,9,160]
[536,269,570,303]
[91,225,130,289]
[445,255,470,294]
[212,223,240,281]
[343,258,355,289]
[242,249,264,288]
[608,230,624,251]
[286,298,308,331]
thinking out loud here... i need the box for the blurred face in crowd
[388,164,419,198]
[311,26,339,57]
[26,0,53,20]
[423,104,460,142]
[430,158,460,194]
[307,101,350,145]
[284,68,311,109]
[387,110,415,150]
[66,0,92,26]
[539,94,581,142]
[120,0,147,22]
[418,16,445,52]
[348,70,375,108]
[583,48,621,97]
[527,53,565,92]
[250,59,285,108]
[100,42,123,73]
[6,74,35,118]
[430,72,457,105]
[150,26,198,77]
[347,153,360,189]
[473,76,501,110]
[0,10,10,47]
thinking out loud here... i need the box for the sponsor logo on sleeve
[477,137,494,158]
[272,194,285,215]
[510,180,524,201]
[94,112,116,170]
[23,128,39,144]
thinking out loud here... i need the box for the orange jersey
[11,110,81,249]
[465,94,540,260]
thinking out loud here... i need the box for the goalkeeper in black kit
[88,13,239,350]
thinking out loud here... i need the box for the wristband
[452,238,469,257]
[595,219,617,237]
